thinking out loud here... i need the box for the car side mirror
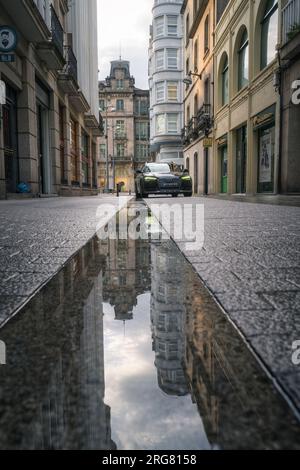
[135,170,142,175]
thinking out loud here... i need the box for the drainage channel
[0,202,299,450]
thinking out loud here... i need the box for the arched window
[261,0,278,69]
[221,55,229,105]
[238,29,249,90]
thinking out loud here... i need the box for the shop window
[257,125,275,193]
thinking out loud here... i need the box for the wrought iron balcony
[195,104,213,133]
[50,5,64,57]
[63,46,78,82]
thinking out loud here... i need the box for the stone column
[0,71,5,199]
[17,47,39,195]
[49,89,60,195]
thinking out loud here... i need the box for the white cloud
[97,0,153,89]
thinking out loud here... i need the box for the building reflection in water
[150,241,188,396]
[100,208,151,323]
[0,207,299,450]
[0,239,116,450]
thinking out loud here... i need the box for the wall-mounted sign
[0,80,5,105]
[203,137,213,148]
[0,26,18,53]
[0,54,15,63]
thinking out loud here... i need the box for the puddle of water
[0,203,299,450]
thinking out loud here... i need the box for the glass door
[236,126,247,193]
[220,146,228,193]
[3,85,18,193]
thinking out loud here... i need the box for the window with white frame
[167,82,178,101]
[156,114,165,135]
[156,50,164,70]
[167,114,178,134]
[167,49,178,69]
[156,82,165,102]
[167,16,178,36]
[155,16,164,37]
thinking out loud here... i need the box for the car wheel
[172,194,178,198]
[184,193,193,198]
[142,194,149,199]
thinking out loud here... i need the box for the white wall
[68,0,99,119]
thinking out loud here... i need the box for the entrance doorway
[204,148,209,195]
[194,153,198,194]
[3,85,18,193]
[220,146,228,193]
[236,125,247,193]
[36,81,50,194]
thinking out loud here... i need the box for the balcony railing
[181,104,213,147]
[195,104,212,132]
[63,46,78,82]
[282,0,300,44]
[51,5,64,56]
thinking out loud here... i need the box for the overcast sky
[97,0,153,90]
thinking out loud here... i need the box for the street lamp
[183,71,202,86]
[102,104,115,192]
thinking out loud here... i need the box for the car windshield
[147,164,170,174]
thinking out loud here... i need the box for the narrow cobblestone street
[0,196,132,326]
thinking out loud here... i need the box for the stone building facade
[280,0,300,193]
[181,0,215,195]
[98,60,150,193]
[148,0,184,164]
[0,0,101,199]
[213,0,281,195]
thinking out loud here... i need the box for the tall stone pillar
[17,47,39,195]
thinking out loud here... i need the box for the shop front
[3,83,18,193]
[253,105,276,194]
[36,80,51,195]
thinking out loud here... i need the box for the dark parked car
[135,163,193,198]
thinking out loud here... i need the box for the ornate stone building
[98,60,150,193]
[0,0,101,199]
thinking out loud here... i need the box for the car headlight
[144,176,158,182]
[181,176,192,181]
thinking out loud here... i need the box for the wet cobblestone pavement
[0,203,299,450]
[147,197,300,413]
[0,196,131,325]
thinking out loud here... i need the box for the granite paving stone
[147,196,300,410]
